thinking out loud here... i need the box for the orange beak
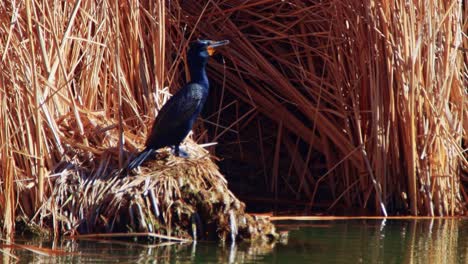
[207,40,230,56]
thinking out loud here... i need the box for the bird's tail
[126,148,155,171]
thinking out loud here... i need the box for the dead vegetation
[170,0,468,216]
[0,0,277,240]
[51,117,276,241]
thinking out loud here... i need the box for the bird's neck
[189,63,209,90]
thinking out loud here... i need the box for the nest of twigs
[34,112,277,242]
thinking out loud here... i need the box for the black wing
[145,83,206,147]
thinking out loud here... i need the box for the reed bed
[0,0,466,237]
[169,0,467,216]
[0,0,280,239]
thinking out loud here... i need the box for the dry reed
[0,0,165,235]
[0,0,279,239]
[167,0,467,216]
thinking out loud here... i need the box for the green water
[4,219,468,263]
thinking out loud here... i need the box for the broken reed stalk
[71,232,191,242]
[172,0,467,215]
[269,216,468,221]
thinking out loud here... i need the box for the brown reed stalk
[27,0,45,207]
[114,0,123,169]
[1,97,14,236]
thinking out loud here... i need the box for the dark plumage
[127,39,229,171]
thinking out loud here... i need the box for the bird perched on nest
[127,39,229,171]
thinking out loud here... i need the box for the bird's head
[188,39,229,63]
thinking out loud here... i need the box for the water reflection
[3,219,467,263]
[272,219,468,263]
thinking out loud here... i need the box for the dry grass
[0,0,467,237]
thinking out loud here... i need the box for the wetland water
[4,219,468,263]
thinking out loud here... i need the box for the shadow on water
[2,219,467,263]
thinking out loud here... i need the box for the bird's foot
[172,146,190,158]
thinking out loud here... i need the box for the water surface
[4,219,467,263]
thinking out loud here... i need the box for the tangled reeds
[168,0,467,216]
[49,113,276,241]
[0,0,467,238]
[0,0,279,239]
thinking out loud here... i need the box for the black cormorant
[127,39,229,171]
